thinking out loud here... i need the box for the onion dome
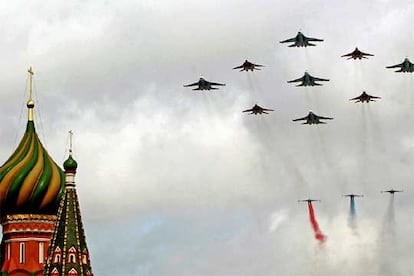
[64,155,78,172]
[0,68,65,216]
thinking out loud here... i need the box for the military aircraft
[242,104,274,115]
[386,58,414,72]
[280,32,323,47]
[343,194,364,199]
[381,189,404,194]
[233,60,265,72]
[287,72,329,87]
[293,111,333,125]
[349,91,381,103]
[341,47,374,60]
[183,77,226,90]
[298,199,321,203]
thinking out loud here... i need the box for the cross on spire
[69,130,73,156]
[27,67,35,121]
[28,67,34,101]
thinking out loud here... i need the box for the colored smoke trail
[350,196,356,217]
[307,202,327,243]
[348,196,357,232]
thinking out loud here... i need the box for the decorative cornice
[4,237,51,243]
[2,214,57,222]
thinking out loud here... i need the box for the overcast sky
[1,1,414,275]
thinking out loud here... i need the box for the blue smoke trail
[350,196,356,217]
[348,196,357,233]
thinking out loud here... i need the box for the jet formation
[349,91,381,103]
[242,104,274,115]
[280,32,323,47]
[341,47,374,60]
[233,60,265,72]
[183,77,226,91]
[381,189,404,194]
[288,72,329,87]
[293,111,333,125]
[386,58,414,72]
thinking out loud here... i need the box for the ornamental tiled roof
[44,146,93,276]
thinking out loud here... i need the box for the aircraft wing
[350,95,362,101]
[209,82,225,86]
[263,108,274,111]
[313,77,329,82]
[254,63,265,67]
[242,108,253,113]
[287,76,304,83]
[386,63,403,69]
[360,51,374,56]
[369,95,381,99]
[183,82,199,87]
[307,37,323,42]
[232,65,243,70]
[280,37,296,43]
[341,52,353,57]
[317,115,333,120]
[293,116,308,121]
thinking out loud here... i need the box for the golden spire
[27,67,35,121]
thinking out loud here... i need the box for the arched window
[82,248,89,264]
[53,246,62,264]
[68,246,77,264]
[39,242,44,263]
[54,254,61,264]
[19,242,25,263]
[69,254,76,263]
[7,243,10,260]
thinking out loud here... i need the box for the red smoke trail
[308,202,327,243]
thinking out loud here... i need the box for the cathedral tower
[44,132,93,275]
[0,68,65,275]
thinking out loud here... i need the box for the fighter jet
[298,199,321,203]
[280,32,323,47]
[386,58,414,72]
[341,47,374,60]
[183,77,226,90]
[349,91,381,103]
[381,189,404,194]
[242,104,274,115]
[287,72,329,87]
[293,111,333,125]
[233,60,265,72]
[343,194,364,199]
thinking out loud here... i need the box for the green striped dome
[0,121,65,215]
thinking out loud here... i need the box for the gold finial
[27,67,35,121]
[69,130,73,156]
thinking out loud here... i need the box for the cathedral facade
[0,68,93,276]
